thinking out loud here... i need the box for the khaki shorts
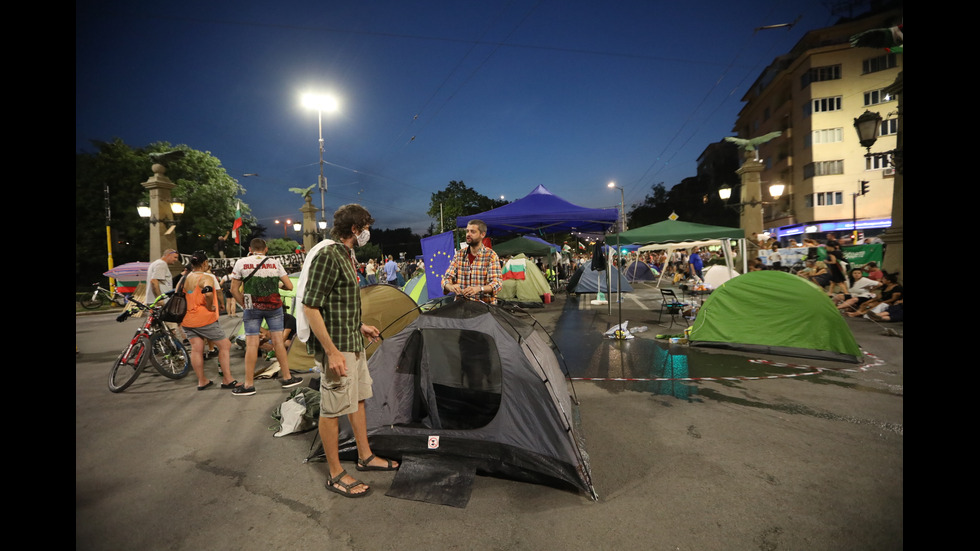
[318,351,373,418]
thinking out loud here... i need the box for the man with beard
[301,204,398,498]
[443,219,503,304]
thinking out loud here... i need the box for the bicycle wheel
[109,336,148,392]
[80,293,105,309]
[148,332,190,379]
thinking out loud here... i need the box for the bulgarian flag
[502,258,526,280]
[231,201,243,244]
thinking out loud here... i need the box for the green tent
[688,271,863,363]
[616,219,744,245]
[497,254,552,306]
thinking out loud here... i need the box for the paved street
[76,282,903,550]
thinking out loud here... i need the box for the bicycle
[80,283,129,310]
[108,293,191,392]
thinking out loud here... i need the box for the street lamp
[301,93,339,238]
[606,181,628,335]
[607,182,626,232]
[853,109,903,174]
[274,218,293,238]
[718,183,784,212]
[138,199,184,227]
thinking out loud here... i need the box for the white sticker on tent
[428,436,440,449]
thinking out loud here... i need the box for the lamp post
[301,93,339,239]
[607,181,627,335]
[274,218,293,238]
[853,84,903,276]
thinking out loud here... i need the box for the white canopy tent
[638,238,743,288]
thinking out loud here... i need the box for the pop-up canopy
[456,185,618,237]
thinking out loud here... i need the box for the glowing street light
[301,92,340,238]
[607,181,626,232]
[274,218,293,238]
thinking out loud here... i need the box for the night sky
[76,1,844,235]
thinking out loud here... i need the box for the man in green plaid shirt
[442,219,503,304]
[302,204,398,498]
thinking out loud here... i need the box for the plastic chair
[658,289,686,328]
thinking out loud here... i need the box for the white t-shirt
[848,277,879,298]
[146,258,173,297]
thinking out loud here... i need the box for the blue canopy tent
[455,185,618,237]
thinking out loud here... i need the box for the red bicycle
[108,293,190,392]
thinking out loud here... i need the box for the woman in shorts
[182,251,239,391]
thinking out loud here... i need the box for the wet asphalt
[76,281,903,550]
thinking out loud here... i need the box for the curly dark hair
[330,204,375,240]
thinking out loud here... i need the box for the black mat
[385,454,478,508]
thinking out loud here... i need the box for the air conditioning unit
[883,167,895,177]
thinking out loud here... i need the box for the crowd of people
[790,235,903,323]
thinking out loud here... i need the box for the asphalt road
[75,283,903,550]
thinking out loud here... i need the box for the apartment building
[732,4,902,243]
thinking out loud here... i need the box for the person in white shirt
[834,268,880,311]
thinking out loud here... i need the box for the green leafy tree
[75,139,249,288]
[427,180,506,236]
[265,238,301,255]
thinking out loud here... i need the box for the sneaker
[280,376,303,389]
[232,385,256,396]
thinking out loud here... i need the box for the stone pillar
[141,163,179,270]
[736,154,765,258]
[881,72,903,280]
[300,195,320,252]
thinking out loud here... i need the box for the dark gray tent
[623,261,657,282]
[566,261,634,294]
[318,299,597,505]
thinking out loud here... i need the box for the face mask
[355,229,371,247]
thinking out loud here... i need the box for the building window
[880,118,898,136]
[803,160,844,179]
[865,154,893,170]
[863,53,898,74]
[864,88,894,106]
[809,128,843,145]
[801,65,842,88]
[809,192,844,206]
[804,96,842,116]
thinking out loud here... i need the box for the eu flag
[422,231,454,300]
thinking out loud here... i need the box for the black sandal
[356,454,398,471]
[325,469,371,498]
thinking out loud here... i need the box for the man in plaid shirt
[443,219,503,305]
[302,204,398,498]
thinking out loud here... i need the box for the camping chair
[658,289,686,328]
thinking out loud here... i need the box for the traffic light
[860,181,870,195]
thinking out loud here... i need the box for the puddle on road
[550,297,862,401]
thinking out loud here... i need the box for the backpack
[159,275,187,323]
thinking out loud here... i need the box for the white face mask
[355,228,371,247]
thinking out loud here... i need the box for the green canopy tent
[491,235,560,260]
[616,219,744,244]
[688,271,863,363]
[616,219,745,285]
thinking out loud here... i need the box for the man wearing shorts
[302,204,398,498]
[230,238,302,396]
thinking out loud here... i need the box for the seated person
[863,262,884,281]
[848,271,902,318]
[797,259,829,287]
[868,299,903,322]
[834,268,880,311]
[236,312,297,359]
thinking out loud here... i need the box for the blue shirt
[690,253,703,272]
[384,260,398,282]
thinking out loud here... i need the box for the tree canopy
[76,139,249,288]
[427,180,507,235]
